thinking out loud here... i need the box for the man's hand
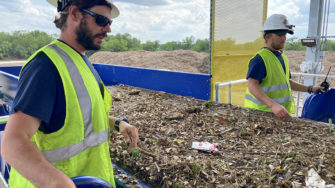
[312,85,326,93]
[290,80,326,93]
[248,78,292,120]
[119,121,139,151]
[271,103,291,119]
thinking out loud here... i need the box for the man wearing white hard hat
[1,0,139,187]
[244,14,323,119]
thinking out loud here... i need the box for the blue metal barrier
[0,64,211,100]
[94,64,211,100]
[0,66,21,77]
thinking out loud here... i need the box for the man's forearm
[290,79,325,93]
[1,112,75,188]
[248,78,291,118]
[2,136,74,187]
[290,80,308,92]
[108,116,139,150]
[248,79,277,108]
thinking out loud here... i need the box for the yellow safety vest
[244,48,295,114]
[9,40,115,188]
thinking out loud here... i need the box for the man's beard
[271,42,284,51]
[75,18,106,51]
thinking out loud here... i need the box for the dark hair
[54,0,112,31]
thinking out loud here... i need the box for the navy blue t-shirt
[246,49,291,84]
[11,43,101,134]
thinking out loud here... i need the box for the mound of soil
[90,50,335,76]
[89,50,210,74]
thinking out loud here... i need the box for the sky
[0,0,334,44]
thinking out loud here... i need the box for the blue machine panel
[0,66,21,77]
[0,71,19,104]
[301,88,335,123]
[0,71,19,131]
[72,176,113,188]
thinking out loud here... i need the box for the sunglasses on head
[81,9,112,27]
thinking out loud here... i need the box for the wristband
[307,85,313,94]
[115,117,128,132]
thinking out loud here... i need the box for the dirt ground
[286,51,335,87]
[90,50,335,94]
[286,51,335,73]
[89,50,335,187]
[90,50,335,76]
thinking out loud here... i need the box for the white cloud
[20,0,39,15]
[268,0,308,18]
[0,0,57,34]
[113,0,209,43]
[268,0,335,39]
[0,0,334,43]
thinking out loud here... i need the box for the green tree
[101,33,142,52]
[0,32,11,59]
[160,41,179,51]
[143,40,160,51]
[181,36,195,50]
[322,39,335,51]
[0,30,54,59]
[102,38,128,52]
[191,38,209,52]
[284,37,306,51]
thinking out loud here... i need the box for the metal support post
[303,0,324,103]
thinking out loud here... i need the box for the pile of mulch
[108,84,335,187]
[89,50,210,74]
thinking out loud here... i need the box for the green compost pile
[108,84,335,188]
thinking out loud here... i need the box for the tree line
[0,31,56,60]
[2,30,334,60]
[0,30,209,59]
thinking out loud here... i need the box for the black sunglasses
[81,9,112,27]
[274,31,287,37]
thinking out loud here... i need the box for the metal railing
[215,79,246,104]
[215,72,335,117]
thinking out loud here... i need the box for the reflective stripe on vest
[260,83,289,93]
[245,94,292,105]
[245,82,291,105]
[41,44,108,162]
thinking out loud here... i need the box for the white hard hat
[46,0,120,19]
[263,14,294,34]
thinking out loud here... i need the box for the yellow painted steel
[211,0,268,106]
